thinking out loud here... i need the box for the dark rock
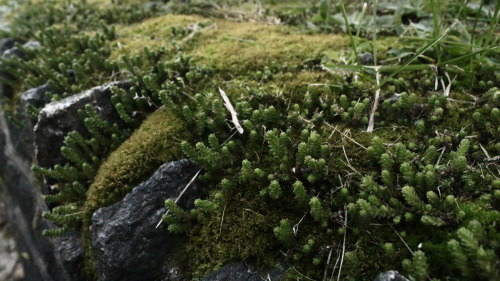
[2,40,41,59]
[21,84,54,111]
[0,38,15,54]
[373,270,410,281]
[359,52,375,65]
[33,81,129,170]
[200,262,284,281]
[0,101,74,281]
[91,159,203,281]
[5,84,56,162]
[57,233,84,281]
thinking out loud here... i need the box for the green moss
[112,14,348,73]
[83,108,188,221]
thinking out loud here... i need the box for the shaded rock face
[373,270,410,281]
[0,97,74,281]
[33,81,129,170]
[200,262,284,281]
[91,159,203,281]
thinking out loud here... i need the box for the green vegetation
[0,0,498,281]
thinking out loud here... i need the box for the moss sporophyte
[2,0,499,280]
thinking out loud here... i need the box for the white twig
[219,88,244,134]
[156,169,202,228]
[367,67,381,132]
[337,205,347,281]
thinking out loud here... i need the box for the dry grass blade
[219,88,244,134]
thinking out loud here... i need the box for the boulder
[91,159,203,281]
[33,81,129,170]
[373,270,410,281]
[200,262,284,281]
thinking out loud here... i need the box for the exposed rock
[2,40,41,60]
[0,98,74,281]
[57,232,84,281]
[91,159,203,281]
[33,81,129,170]
[200,262,284,281]
[21,84,54,112]
[358,52,375,65]
[373,270,410,281]
[0,38,15,54]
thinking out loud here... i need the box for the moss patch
[83,108,188,222]
[112,14,347,73]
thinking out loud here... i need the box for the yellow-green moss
[83,108,188,221]
[112,14,348,72]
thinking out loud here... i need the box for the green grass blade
[380,20,458,87]
[341,2,361,65]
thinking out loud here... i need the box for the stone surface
[0,97,74,281]
[200,262,284,281]
[373,270,410,281]
[0,38,15,54]
[91,159,203,281]
[358,52,375,65]
[57,232,84,281]
[33,81,129,170]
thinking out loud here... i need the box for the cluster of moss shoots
[0,0,498,281]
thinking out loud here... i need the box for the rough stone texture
[373,270,410,281]
[200,262,284,281]
[0,38,15,54]
[358,52,375,65]
[0,97,74,281]
[1,40,41,60]
[33,81,129,170]
[91,159,203,281]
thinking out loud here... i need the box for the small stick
[391,225,414,255]
[323,246,334,281]
[219,88,244,134]
[337,204,348,281]
[367,68,381,133]
[156,169,202,228]
[219,203,227,235]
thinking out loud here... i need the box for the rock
[91,159,203,281]
[21,84,54,112]
[0,38,15,54]
[57,232,85,281]
[0,99,74,281]
[373,270,410,281]
[358,52,375,65]
[33,81,129,170]
[200,262,284,281]
[3,84,56,162]
[2,40,41,59]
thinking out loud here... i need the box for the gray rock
[373,270,410,281]
[91,159,203,281]
[0,99,74,281]
[21,84,54,111]
[33,81,128,170]
[200,262,284,281]
[0,38,15,54]
[57,232,84,281]
[2,40,41,59]
[358,52,375,65]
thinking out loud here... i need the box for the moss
[83,108,188,221]
[112,14,348,73]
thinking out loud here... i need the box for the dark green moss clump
[83,108,187,222]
